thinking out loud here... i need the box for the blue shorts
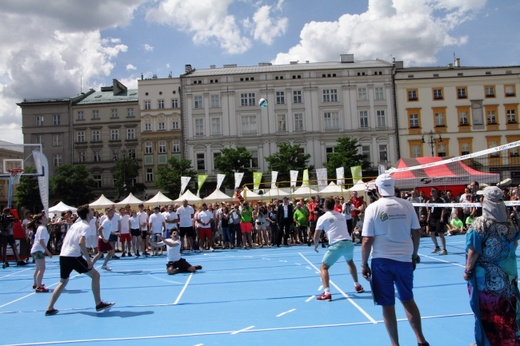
[371,258,414,306]
[322,240,354,266]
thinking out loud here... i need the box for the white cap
[375,173,395,197]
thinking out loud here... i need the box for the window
[158,141,166,154]
[128,149,136,159]
[144,122,152,131]
[52,134,61,147]
[250,151,258,168]
[432,88,443,100]
[93,151,101,162]
[461,142,471,155]
[507,108,517,124]
[145,142,153,154]
[360,110,369,128]
[195,118,204,136]
[92,130,100,142]
[35,134,43,144]
[53,114,61,125]
[158,99,164,109]
[409,113,419,128]
[111,109,118,118]
[411,144,421,158]
[127,128,135,140]
[457,87,467,99]
[78,151,85,163]
[240,93,256,106]
[277,114,287,132]
[322,89,338,102]
[172,99,179,108]
[92,110,99,120]
[375,87,385,100]
[211,118,221,136]
[434,111,445,127]
[323,112,339,130]
[276,91,285,104]
[379,144,388,162]
[36,115,44,126]
[357,87,367,101]
[459,111,469,125]
[194,95,203,109]
[505,84,516,97]
[407,89,418,101]
[293,90,302,104]
[172,120,180,130]
[76,131,85,143]
[144,100,151,110]
[172,140,180,153]
[211,95,220,108]
[110,129,119,141]
[485,85,496,98]
[376,110,386,127]
[158,121,165,130]
[294,113,304,132]
[241,115,257,134]
[53,154,62,167]
[146,168,153,182]
[196,153,205,170]
[127,108,134,117]
[437,143,447,157]
[93,174,102,188]
[362,145,371,163]
[77,111,84,120]
[487,110,497,124]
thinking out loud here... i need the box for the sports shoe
[431,247,440,253]
[316,292,332,301]
[45,308,59,316]
[35,286,49,293]
[96,301,115,312]
[2,262,9,269]
[101,265,112,271]
[33,283,45,289]
[355,285,365,293]
[194,265,202,270]
[439,249,448,255]
[17,261,27,266]
[121,253,126,257]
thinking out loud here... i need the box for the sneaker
[439,249,448,255]
[96,301,115,312]
[17,261,27,266]
[33,283,45,289]
[45,308,59,316]
[209,247,214,252]
[431,247,441,253]
[121,253,126,257]
[112,255,120,260]
[355,285,365,293]
[2,262,9,269]
[35,286,49,293]
[194,265,202,270]
[101,265,112,271]
[316,292,332,301]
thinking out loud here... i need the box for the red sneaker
[355,285,364,293]
[316,292,332,301]
[35,286,49,293]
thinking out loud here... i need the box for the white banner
[180,176,191,196]
[290,170,299,187]
[316,168,328,191]
[234,172,244,190]
[216,174,226,191]
[32,150,49,215]
[271,171,278,189]
[336,167,345,186]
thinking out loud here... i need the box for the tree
[113,157,145,199]
[50,164,96,206]
[155,157,197,198]
[323,137,370,181]
[14,166,43,212]
[214,147,253,189]
[265,143,312,186]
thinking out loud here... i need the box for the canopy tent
[173,190,202,204]
[292,185,318,198]
[89,194,115,209]
[49,201,77,214]
[318,182,348,197]
[390,157,500,189]
[348,181,368,192]
[240,186,260,200]
[144,191,173,206]
[260,187,290,201]
[202,189,235,203]
[115,193,143,207]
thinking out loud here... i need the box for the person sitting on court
[152,230,202,275]
[447,212,465,236]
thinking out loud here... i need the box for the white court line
[173,272,193,305]
[230,325,255,335]
[305,296,314,302]
[418,253,465,268]
[276,308,296,317]
[298,252,377,324]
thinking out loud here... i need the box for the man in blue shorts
[361,173,429,346]
[313,197,364,301]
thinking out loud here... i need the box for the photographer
[1,208,27,268]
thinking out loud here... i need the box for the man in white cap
[361,173,429,346]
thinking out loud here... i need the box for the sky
[1,0,519,145]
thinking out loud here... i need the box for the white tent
[348,181,368,192]
[89,194,115,209]
[49,201,77,213]
[202,189,235,203]
[144,191,173,206]
[292,185,318,198]
[116,193,143,207]
[240,186,260,200]
[173,190,202,204]
[260,187,290,201]
[318,182,347,197]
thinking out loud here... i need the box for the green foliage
[14,166,43,212]
[113,157,144,198]
[50,164,96,206]
[214,147,253,189]
[323,137,370,180]
[265,143,311,186]
[155,157,197,198]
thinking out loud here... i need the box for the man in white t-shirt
[313,198,364,301]
[137,204,150,256]
[162,204,178,238]
[119,207,131,257]
[93,208,116,271]
[176,200,195,251]
[151,230,202,274]
[361,173,429,346]
[45,204,114,316]
[149,206,166,256]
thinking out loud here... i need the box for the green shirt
[293,208,308,227]
[241,207,253,223]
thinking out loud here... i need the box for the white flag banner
[234,172,244,190]
[336,167,345,186]
[32,150,49,215]
[290,170,299,187]
[180,176,191,196]
[378,165,386,175]
[316,168,328,191]
[216,174,226,191]
[271,171,278,189]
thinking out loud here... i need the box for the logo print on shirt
[379,212,388,222]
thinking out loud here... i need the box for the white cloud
[144,44,154,52]
[248,4,288,45]
[126,64,137,71]
[273,0,486,66]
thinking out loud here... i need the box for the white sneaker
[101,265,112,271]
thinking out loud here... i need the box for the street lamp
[422,130,443,157]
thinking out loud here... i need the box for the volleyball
[258,98,268,108]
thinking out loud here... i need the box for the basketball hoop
[7,169,24,185]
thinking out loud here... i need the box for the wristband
[361,263,369,269]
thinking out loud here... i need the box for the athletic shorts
[130,228,140,237]
[31,251,45,260]
[98,238,114,252]
[179,226,195,238]
[240,222,253,233]
[371,258,414,306]
[60,256,90,279]
[167,258,191,272]
[322,240,354,266]
[120,233,131,243]
[199,227,212,240]
[141,230,148,239]
[428,218,442,235]
[0,234,15,246]
[108,233,118,242]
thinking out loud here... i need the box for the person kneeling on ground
[152,230,202,275]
